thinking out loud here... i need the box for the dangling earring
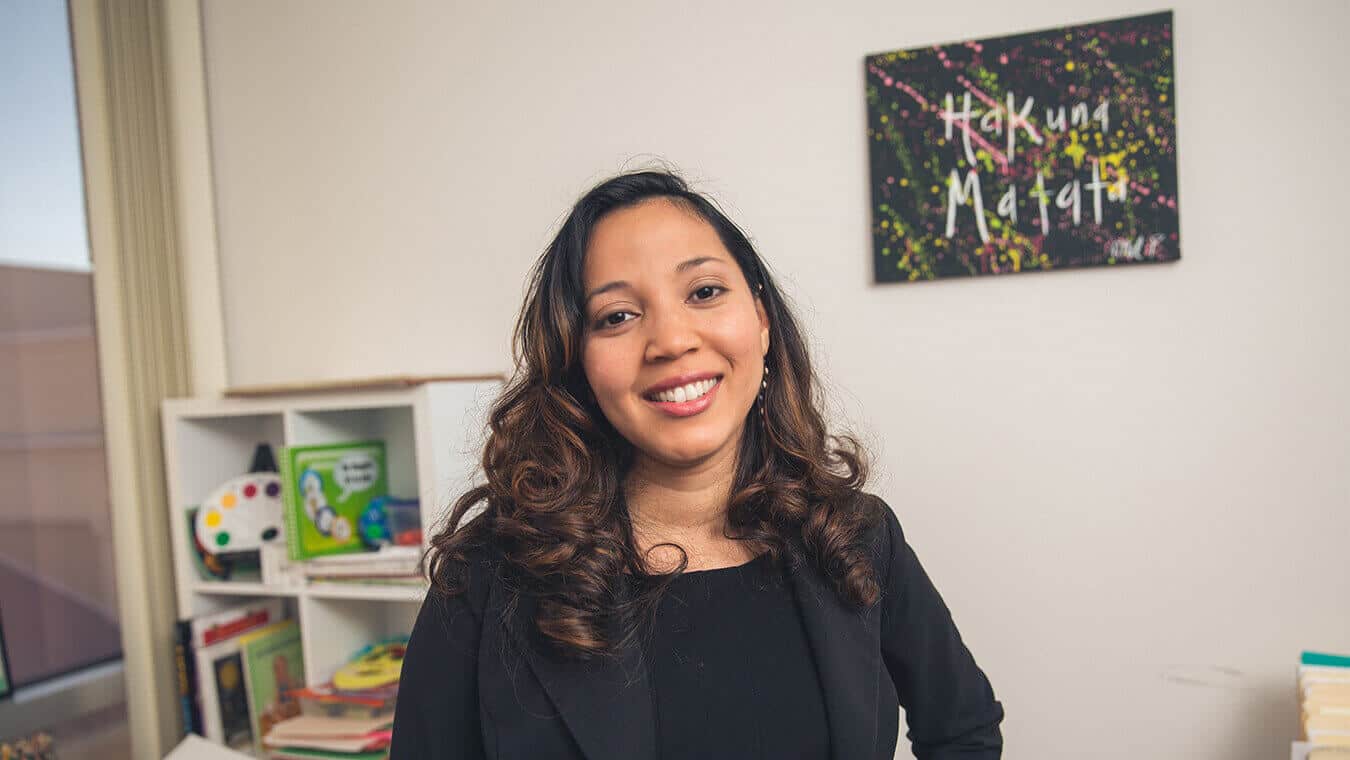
[758,364,770,418]
[757,280,769,421]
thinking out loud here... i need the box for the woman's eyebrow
[584,256,724,304]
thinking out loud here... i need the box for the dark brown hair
[425,167,884,661]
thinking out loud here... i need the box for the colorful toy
[332,638,407,691]
[357,502,386,548]
[194,473,285,555]
[358,496,421,548]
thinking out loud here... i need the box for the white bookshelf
[160,378,501,690]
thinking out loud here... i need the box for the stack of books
[1298,650,1350,758]
[262,715,392,759]
[261,640,403,759]
[304,545,423,587]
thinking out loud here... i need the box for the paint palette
[194,473,285,556]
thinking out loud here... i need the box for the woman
[390,169,1004,759]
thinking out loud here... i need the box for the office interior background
[1,1,1346,758]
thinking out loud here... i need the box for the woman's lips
[643,376,722,417]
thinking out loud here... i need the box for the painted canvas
[864,11,1180,283]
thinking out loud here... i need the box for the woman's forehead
[583,200,735,285]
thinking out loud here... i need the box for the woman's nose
[643,303,700,362]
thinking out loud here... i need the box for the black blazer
[390,493,1004,759]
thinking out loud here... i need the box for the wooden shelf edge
[190,581,301,598]
[304,582,428,603]
[189,580,427,603]
[224,373,507,399]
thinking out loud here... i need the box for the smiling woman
[581,198,771,515]
[391,168,1005,759]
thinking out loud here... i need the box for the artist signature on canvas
[1105,233,1168,261]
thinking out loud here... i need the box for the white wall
[198,1,1350,757]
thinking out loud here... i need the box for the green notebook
[280,440,387,560]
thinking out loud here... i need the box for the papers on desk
[1299,650,1350,755]
[163,735,253,760]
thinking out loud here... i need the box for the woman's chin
[636,426,743,468]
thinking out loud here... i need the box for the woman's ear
[756,296,770,356]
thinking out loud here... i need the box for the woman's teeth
[648,377,718,403]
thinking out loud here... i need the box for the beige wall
[197,1,1350,758]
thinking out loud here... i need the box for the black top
[388,494,1006,760]
[631,552,830,760]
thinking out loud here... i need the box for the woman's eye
[595,311,633,330]
[593,287,723,331]
[691,285,726,302]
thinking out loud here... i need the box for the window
[0,0,122,690]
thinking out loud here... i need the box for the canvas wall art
[865,11,1180,283]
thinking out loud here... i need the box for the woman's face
[580,198,770,470]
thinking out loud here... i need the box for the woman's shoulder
[852,489,904,571]
[787,489,894,570]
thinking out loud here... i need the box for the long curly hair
[425,167,885,662]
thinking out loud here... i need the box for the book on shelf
[174,619,203,737]
[279,440,388,561]
[239,620,306,756]
[1301,650,1350,750]
[199,639,254,751]
[172,604,286,745]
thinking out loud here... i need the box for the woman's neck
[624,445,750,570]
[629,448,739,550]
